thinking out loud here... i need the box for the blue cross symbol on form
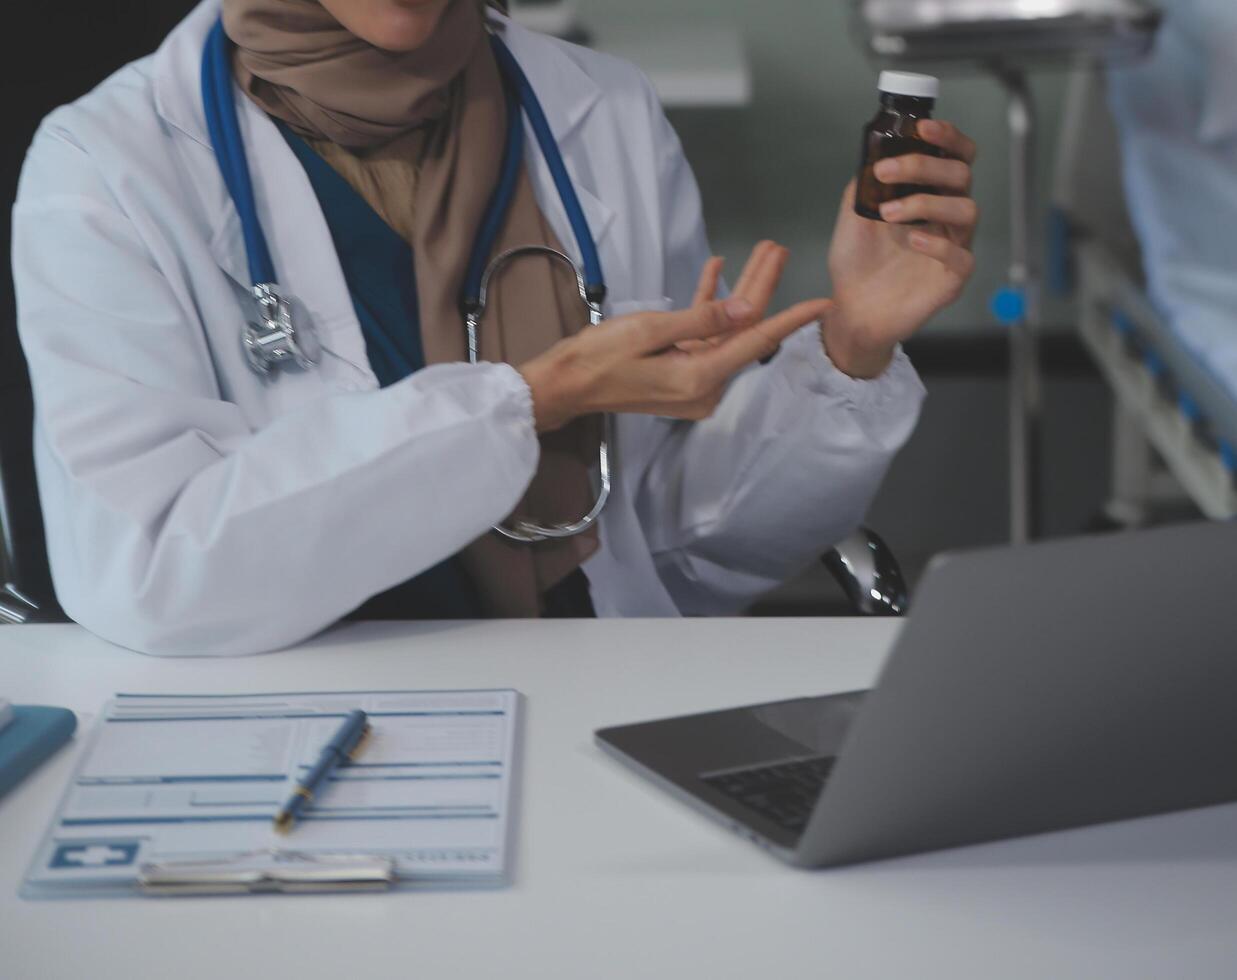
[49,840,139,869]
[60,845,131,867]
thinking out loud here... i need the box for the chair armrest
[822,527,909,616]
[0,583,43,624]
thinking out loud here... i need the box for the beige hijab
[223,0,600,616]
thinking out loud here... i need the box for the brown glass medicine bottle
[854,71,943,221]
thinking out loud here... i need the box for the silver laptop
[596,520,1237,867]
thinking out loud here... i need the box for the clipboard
[22,689,522,899]
[138,850,396,896]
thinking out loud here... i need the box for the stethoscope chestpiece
[243,283,321,376]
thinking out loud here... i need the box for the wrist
[820,309,896,380]
[517,342,581,434]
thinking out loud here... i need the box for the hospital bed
[1052,69,1237,523]
[856,0,1236,527]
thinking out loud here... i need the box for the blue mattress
[1107,0,1237,450]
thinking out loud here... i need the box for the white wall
[576,0,1073,331]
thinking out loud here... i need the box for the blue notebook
[0,705,77,800]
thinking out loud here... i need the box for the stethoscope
[201,20,611,542]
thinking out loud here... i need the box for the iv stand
[855,0,1160,547]
[991,65,1042,545]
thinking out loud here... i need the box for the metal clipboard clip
[138,849,396,896]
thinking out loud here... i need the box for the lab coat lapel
[151,0,376,385]
[495,18,621,294]
[153,2,242,287]
[237,100,377,381]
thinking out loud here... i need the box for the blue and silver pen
[274,709,371,834]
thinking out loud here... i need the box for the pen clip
[349,723,373,761]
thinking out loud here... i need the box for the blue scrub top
[279,124,484,620]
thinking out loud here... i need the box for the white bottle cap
[877,71,940,100]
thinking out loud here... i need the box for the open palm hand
[824,120,979,378]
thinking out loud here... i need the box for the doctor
[12,0,979,656]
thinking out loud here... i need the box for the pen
[274,709,370,834]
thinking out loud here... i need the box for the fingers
[631,240,793,355]
[700,241,791,325]
[916,119,978,164]
[907,230,975,282]
[874,154,971,194]
[734,242,789,318]
[880,193,978,237]
[692,256,725,307]
[732,240,777,298]
[700,299,833,381]
[674,337,720,353]
[632,299,828,418]
[631,296,756,353]
[839,178,857,209]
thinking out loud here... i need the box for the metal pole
[996,66,1042,544]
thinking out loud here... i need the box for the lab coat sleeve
[12,126,540,657]
[634,88,927,614]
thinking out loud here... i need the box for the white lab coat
[11,0,925,656]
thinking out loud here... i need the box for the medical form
[23,690,521,898]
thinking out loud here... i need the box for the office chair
[0,328,65,624]
[822,527,908,617]
[1,1,201,626]
[1053,69,1237,523]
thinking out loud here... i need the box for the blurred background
[3,0,1215,620]
[547,0,1126,611]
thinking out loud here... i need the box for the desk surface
[2,618,1235,980]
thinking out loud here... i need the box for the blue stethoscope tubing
[463,35,605,310]
[203,21,276,287]
[201,19,611,541]
[202,19,606,371]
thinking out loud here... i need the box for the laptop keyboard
[701,756,836,834]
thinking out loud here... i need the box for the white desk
[2,618,1235,980]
